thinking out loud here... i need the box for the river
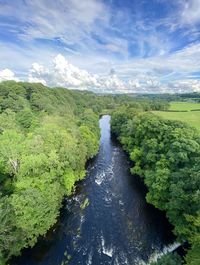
[12,115,175,265]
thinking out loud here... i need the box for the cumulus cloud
[98,73,127,93]
[27,53,200,94]
[167,79,200,93]
[29,54,101,90]
[28,63,47,85]
[28,76,47,86]
[29,54,131,92]
[0,69,19,82]
[52,54,100,88]
[129,79,140,89]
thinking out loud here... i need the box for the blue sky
[0,0,200,93]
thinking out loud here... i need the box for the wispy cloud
[0,0,112,53]
[180,0,200,25]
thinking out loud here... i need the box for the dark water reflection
[12,115,174,265]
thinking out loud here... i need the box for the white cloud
[29,54,101,90]
[129,79,140,89]
[98,73,127,93]
[116,42,200,77]
[30,63,46,75]
[0,69,19,82]
[181,0,200,25]
[1,56,200,94]
[0,0,110,48]
[1,40,200,93]
[28,62,47,85]
[27,53,200,94]
[0,0,132,62]
[29,54,131,93]
[52,54,100,88]
[28,76,47,86]
[0,41,58,76]
[167,79,200,93]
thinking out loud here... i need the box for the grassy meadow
[169,101,200,111]
[153,101,200,130]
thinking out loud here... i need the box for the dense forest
[111,107,200,265]
[0,81,199,265]
[0,81,104,264]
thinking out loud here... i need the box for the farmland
[153,101,200,130]
[169,101,200,111]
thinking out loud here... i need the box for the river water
[13,115,175,265]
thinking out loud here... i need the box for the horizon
[0,0,200,93]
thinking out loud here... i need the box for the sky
[0,0,200,93]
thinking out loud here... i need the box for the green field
[152,111,200,130]
[153,102,200,130]
[169,101,200,111]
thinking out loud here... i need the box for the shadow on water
[12,115,175,265]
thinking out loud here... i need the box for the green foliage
[0,195,29,262]
[80,125,99,159]
[0,109,20,132]
[11,186,62,248]
[63,169,76,196]
[0,130,26,175]
[16,108,38,130]
[184,212,200,265]
[185,242,200,265]
[0,81,103,262]
[0,82,27,113]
